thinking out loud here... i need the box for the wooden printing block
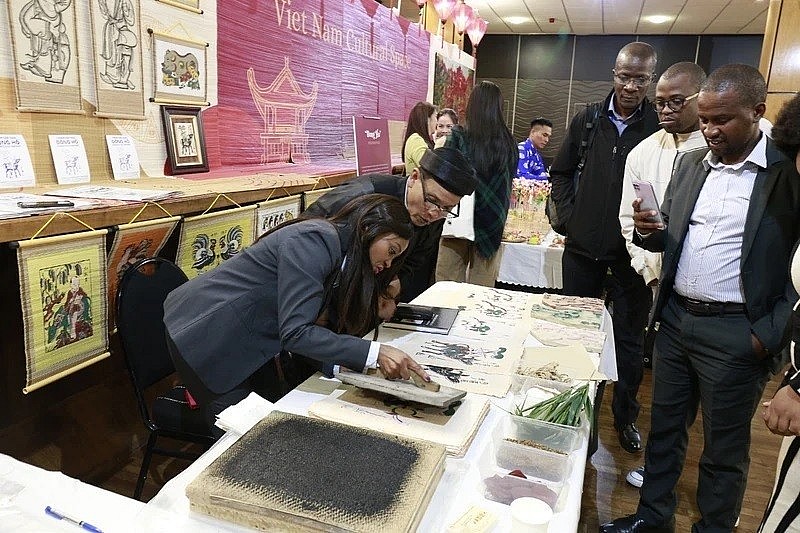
[186,411,446,532]
[335,368,467,408]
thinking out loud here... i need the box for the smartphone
[631,180,664,226]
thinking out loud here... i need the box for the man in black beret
[305,147,478,301]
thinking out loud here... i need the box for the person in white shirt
[618,62,708,490]
[619,62,709,289]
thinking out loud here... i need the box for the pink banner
[211,0,431,169]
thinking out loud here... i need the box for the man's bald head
[615,42,657,71]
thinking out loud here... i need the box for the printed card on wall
[105,135,141,180]
[0,135,36,188]
[176,205,257,279]
[353,115,391,176]
[256,195,301,237]
[16,230,110,393]
[48,135,91,185]
[107,216,180,324]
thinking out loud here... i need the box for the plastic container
[508,375,590,455]
[493,415,571,483]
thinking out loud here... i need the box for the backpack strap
[576,103,602,176]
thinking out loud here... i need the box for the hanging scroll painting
[17,230,110,394]
[155,0,200,13]
[7,0,84,113]
[150,30,208,105]
[176,205,257,279]
[107,216,180,324]
[431,51,473,122]
[255,195,301,237]
[302,187,334,211]
[89,0,146,119]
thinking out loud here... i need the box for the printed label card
[105,135,141,180]
[0,135,36,188]
[48,135,90,184]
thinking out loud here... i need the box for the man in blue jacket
[517,117,553,181]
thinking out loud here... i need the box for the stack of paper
[214,392,274,435]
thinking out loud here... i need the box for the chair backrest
[116,257,188,396]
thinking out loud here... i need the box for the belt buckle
[702,302,712,315]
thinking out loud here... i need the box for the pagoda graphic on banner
[247,58,318,164]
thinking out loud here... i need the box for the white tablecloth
[0,453,145,533]
[497,242,564,289]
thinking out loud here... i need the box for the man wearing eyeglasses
[617,62,709,490]
[550,42,660,456]
[303,147,477,302]
[603,64,800,533]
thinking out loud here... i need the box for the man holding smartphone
[619,62,709,291]
[602,64,800,533]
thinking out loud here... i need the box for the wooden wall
[760,0,800,122]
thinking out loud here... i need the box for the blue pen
[45,506,104,533]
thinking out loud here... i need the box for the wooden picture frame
[160,106,209,175]
[149,29,209,106]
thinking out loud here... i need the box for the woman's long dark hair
[462,81,517,179]
[402,101,436,161]
[328,194,413,336]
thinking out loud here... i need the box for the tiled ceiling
[456,0,769,35]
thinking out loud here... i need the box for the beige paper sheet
[518,345,607,381]
[529,317,607,353]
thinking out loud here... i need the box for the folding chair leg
[134,432,158,500]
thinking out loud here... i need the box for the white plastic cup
[509,497,553,532]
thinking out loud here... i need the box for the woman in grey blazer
[164,194,429,433]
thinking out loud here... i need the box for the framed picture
[155,0,201,13]
[150,29,208,106]
[160,106,209,174]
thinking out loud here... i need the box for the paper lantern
[452,1,473,35]
[466,16,488,48]
[432,0,457,23]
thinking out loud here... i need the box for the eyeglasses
[653,93,699,112]
[612,70,653,89]
[420,177,459,218]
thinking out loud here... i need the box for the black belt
[674,294,746,316]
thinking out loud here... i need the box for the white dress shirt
[619,129,708,285]
[673,133,768,303]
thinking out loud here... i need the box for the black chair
[116,257,216,500]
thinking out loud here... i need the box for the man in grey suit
[601,65,800,533]
[304,147,477,302]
